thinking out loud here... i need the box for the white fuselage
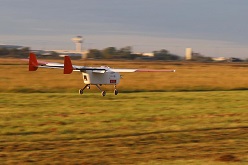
[82,70,120,85]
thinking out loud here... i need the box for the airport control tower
[72,36,83,52]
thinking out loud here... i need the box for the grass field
[1,58,248,93]
[0,58,248,164]
[0,92,248,164]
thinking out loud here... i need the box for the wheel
[114,89,118,95]
[79,89,84,95]
[101,91,106,97]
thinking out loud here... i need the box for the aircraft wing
[110,68,176,73]
[28,53,175,74]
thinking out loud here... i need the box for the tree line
[87,46,181,61]
[0,47,30,58]
[0,46,181,61]
[1,46,228,62]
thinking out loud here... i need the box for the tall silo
[185,48,192,60]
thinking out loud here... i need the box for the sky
[1,0,248,58]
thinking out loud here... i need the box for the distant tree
[17,47,30,58]
[50,51,59,57]
[153,49,180,61]
[116,46,132,59]
[102,47,117,59]
[9,49,19,57]
[129,53,143,60]
[191,53,213,62]
[0,48,9,56]
[0,47,30,58]
[87,49,103,59]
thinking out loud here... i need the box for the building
[212,57,228,62]
[185,48,192,60]
[47,36,87,59]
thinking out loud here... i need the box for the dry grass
[1,58,248,93]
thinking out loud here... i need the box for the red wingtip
[64,56,73,74]
[29,53,38,71]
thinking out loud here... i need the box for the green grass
[0,92,247,164]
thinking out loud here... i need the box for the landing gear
[96,84,106,97]
[79,84,119,96]
[114,89,118,95]
[79,89,83,95]
[101,91,106,97]
[79,84,106,96]
[79,84,90,95]
[114,85,118,95]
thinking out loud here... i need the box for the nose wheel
[114,85,118,95]
[101,91,106,96]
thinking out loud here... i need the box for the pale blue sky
[1,0,248,58]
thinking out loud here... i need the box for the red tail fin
[29,53,38,71]
[64,56,73,74]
